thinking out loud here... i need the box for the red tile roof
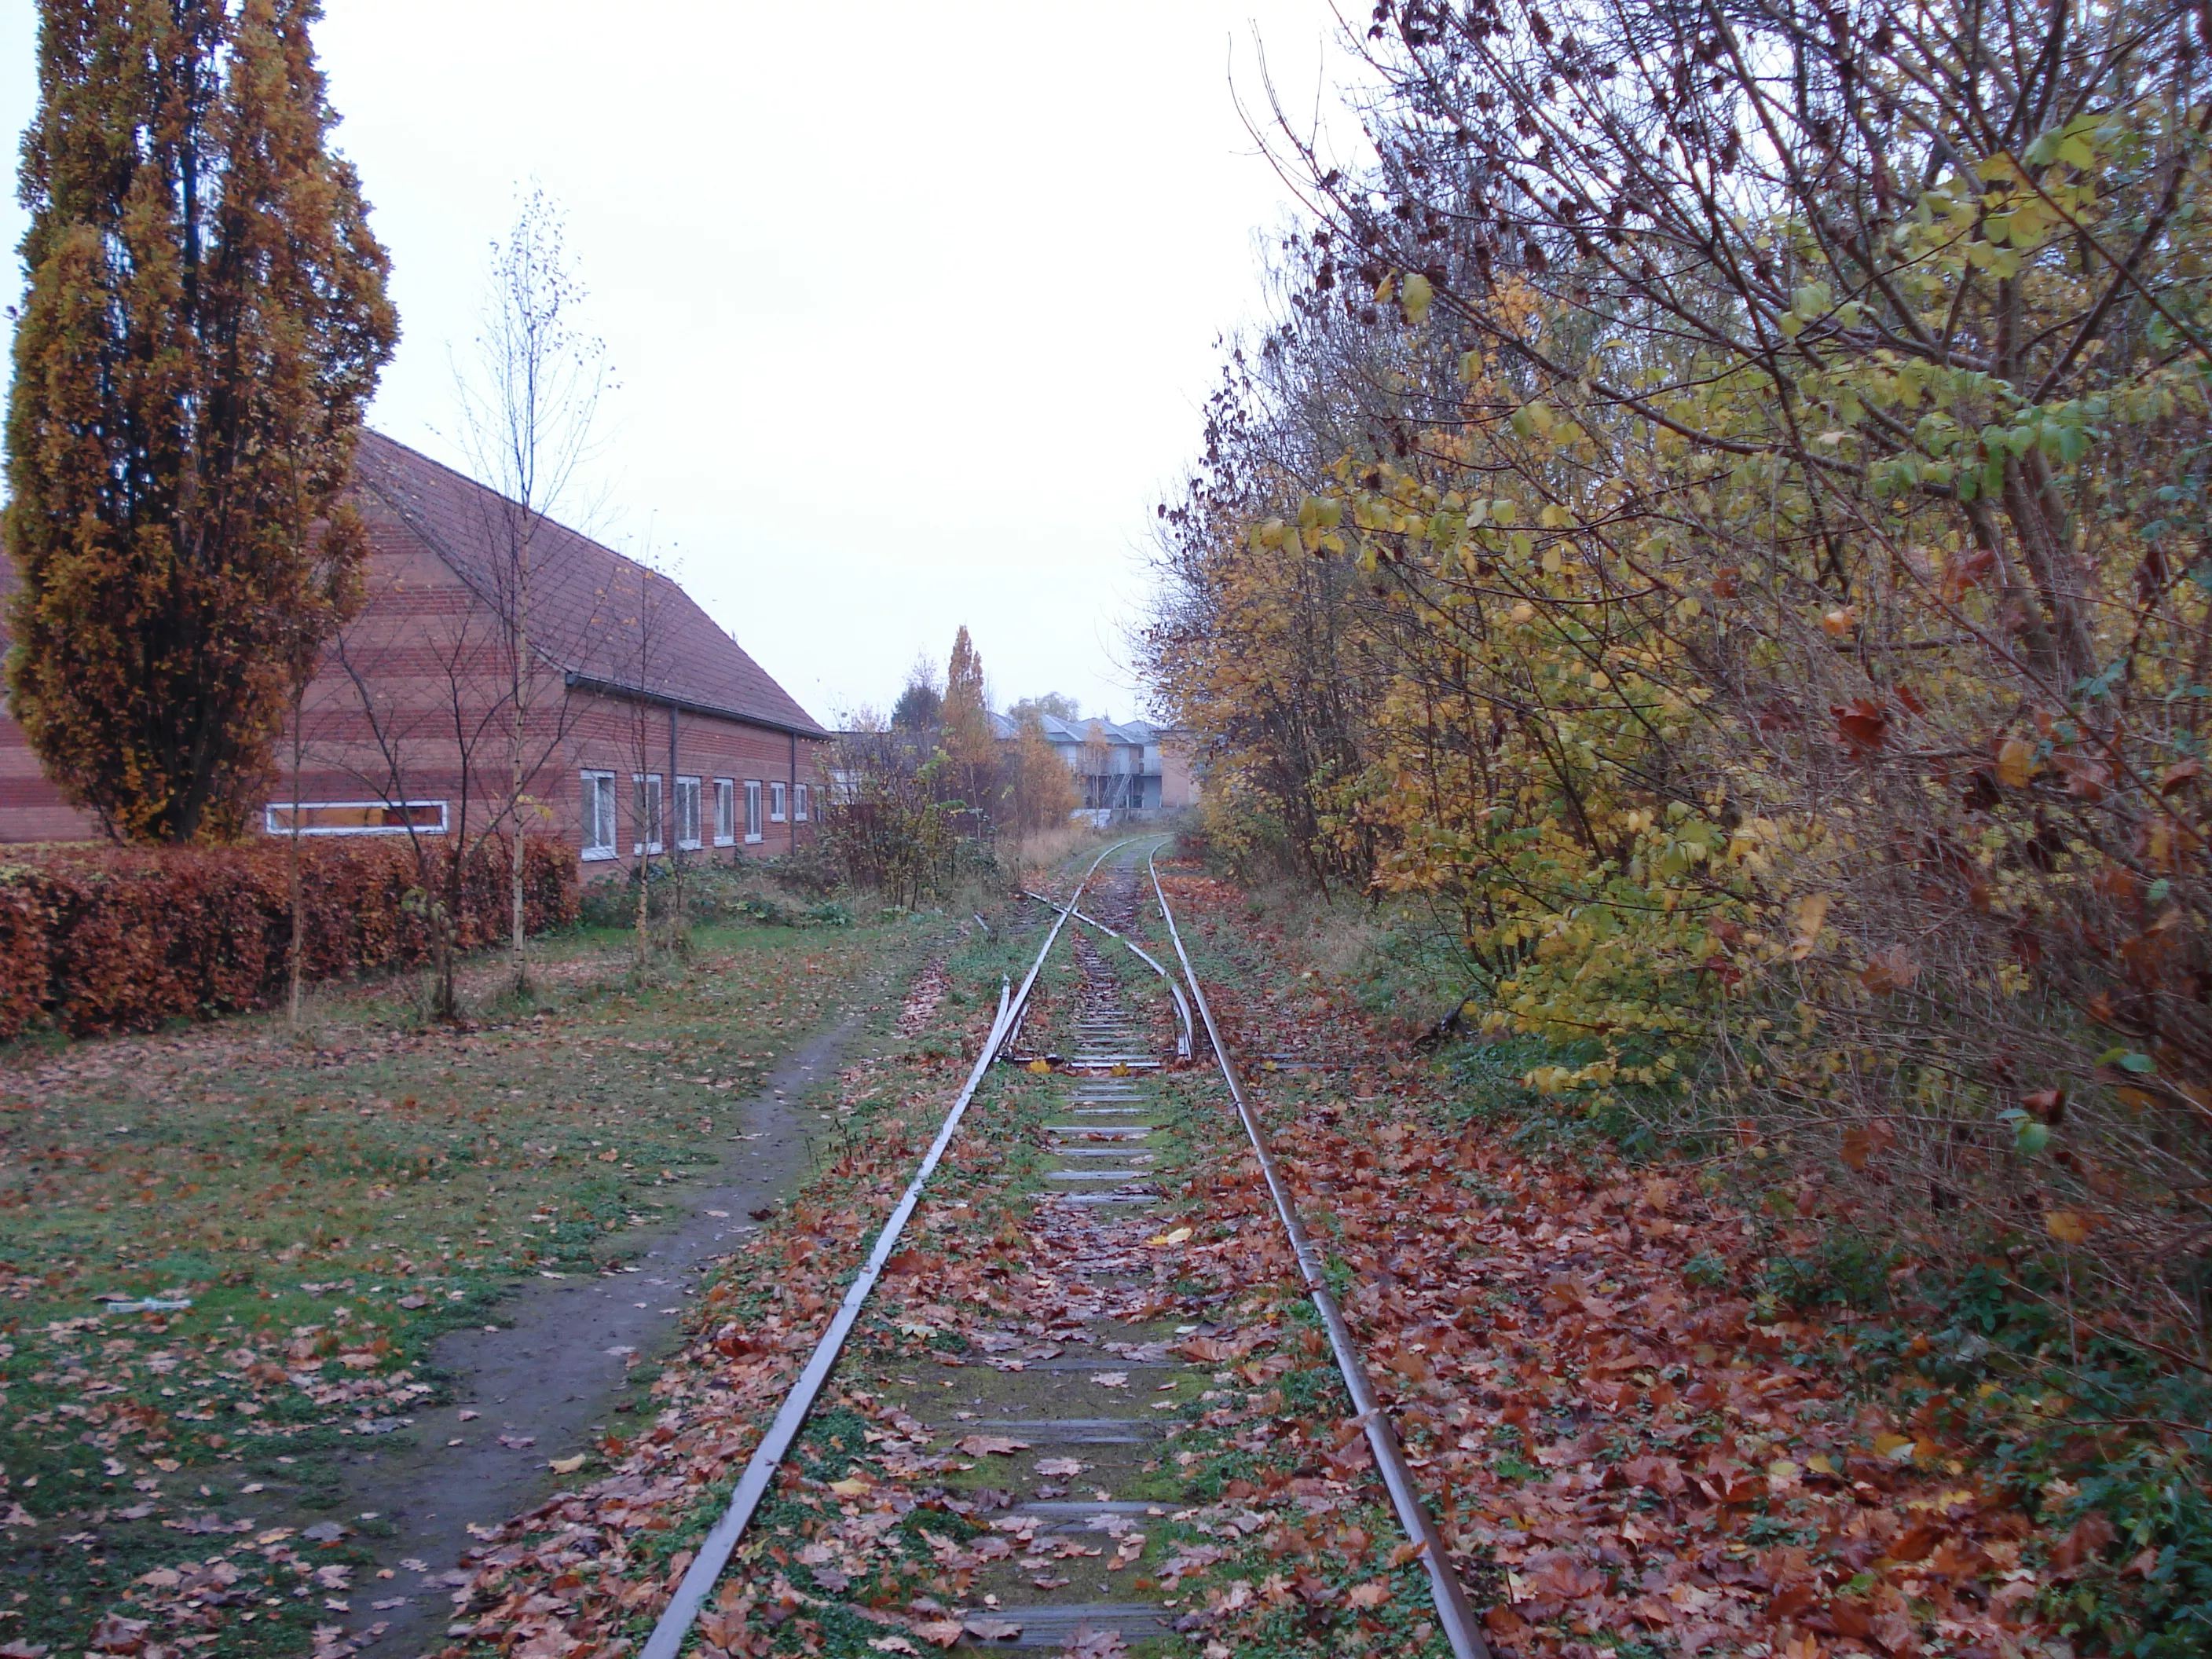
[353,431,825,737]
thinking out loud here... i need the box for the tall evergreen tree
[942,624,998,814]
[4,0,397,842]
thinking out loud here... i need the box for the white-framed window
[674,775,702,850]
[265,800,448,837]
[581,771,617,860]
[794,782,811,823]
[632,773,663,855]
[713,778,736,847]
[770,781,788,822]
[744,780,764,844]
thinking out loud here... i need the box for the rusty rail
[641,840,1135,1659]
[1146,846,1491,1659]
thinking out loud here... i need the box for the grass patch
[0,912,933,1654]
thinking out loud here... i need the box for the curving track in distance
[643,836,1488,1658]
[640,841,1130,1659]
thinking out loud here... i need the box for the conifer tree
[4,0,397,842]
[942,625,998,815]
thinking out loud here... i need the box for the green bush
[575,862,851,932]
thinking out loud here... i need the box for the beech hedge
[0,836,577,1041]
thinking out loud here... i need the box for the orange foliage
[0,836,575,1040]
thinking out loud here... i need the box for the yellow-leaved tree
[1145,0,2212,1373]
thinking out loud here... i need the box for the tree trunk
[438,903,457,1021]
[510,565,530,992]
[2000,451,2102,698]
[635,803,650,971]
[287,683,306,1024]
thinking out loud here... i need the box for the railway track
[644,839,1485,1657]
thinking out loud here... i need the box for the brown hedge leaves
[0,837,573,1039]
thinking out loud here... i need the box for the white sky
[0,1,1368,730]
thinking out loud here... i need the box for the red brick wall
[537,690,824,878]
[0,509,826,867]
[0,708,101,843]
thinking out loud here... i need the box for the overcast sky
[0,1,1368,729]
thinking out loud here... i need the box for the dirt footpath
[335,1008,874,1658]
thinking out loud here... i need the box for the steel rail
[641,842,1130,1659]
[1019,884,1193,1060]
[1145,848,1492,1659]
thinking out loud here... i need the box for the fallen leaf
[1833,698,1890,756]
[1789,892,1831,958]
[2054,751,2111,800]
[1857,944,1918,993]
[2051,1510,2117,1573]
[1345,1580,1392,1608]
[1840,1119,1897,1170]
[1997,735,2038,788]
[2045,1209,2100,1245]
[958,1435,1031,1456]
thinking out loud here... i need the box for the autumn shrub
[575,871,639,932]
[1143,0,2212,1393]
[0,836,575,1041]
[755,840,844,898]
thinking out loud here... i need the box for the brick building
[0,432,828,870]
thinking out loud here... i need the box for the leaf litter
[127,866,2095,1659]
[0,921,921,1657]
[1135,870,2086,1658]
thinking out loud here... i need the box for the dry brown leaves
[892,958,950,1039]
[415,978,1186,1659]
[1155,870,2075,1659]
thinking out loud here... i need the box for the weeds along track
[622,838,1483,1657]
[424,852,2082,1659]
[1148,848,1485,1659]
[636,842,1115,1657]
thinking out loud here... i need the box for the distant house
[988,713,1198,819]
[0,432,829,871]
[1158,731,1201,812]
